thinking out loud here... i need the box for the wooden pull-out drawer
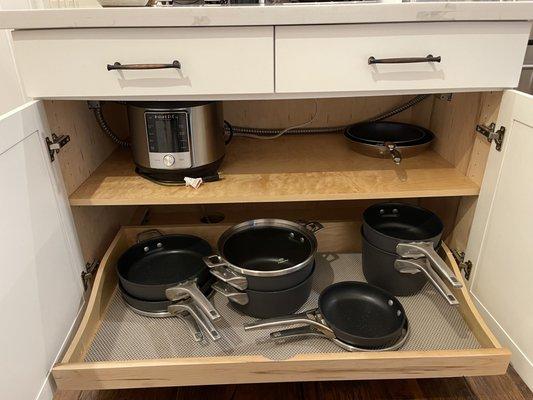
[275,22,530,94]
[52,223,509,390]
[12,27,274,98]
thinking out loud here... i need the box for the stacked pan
[116,229,222,342]
[361,203,463,305]
[345,122,434,164]
[205,219,321,318]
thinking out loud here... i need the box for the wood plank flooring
[55,367,532,400]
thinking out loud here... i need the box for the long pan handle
[168,303,221,342]
[175,313,204,342]
[384,142,402,165]
[243,309,334,337]
[396,242,463,288]
[395,258,459,306]
[166,281,221,321]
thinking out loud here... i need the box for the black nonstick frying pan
[345,122,434,164]
[244,281,408,350]
[117,230,221,321]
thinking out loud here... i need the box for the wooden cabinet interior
[43,91,499,265]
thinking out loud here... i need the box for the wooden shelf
[69,134,480,206]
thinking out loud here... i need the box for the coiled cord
[88,101,131,148]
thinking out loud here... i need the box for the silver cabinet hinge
[475,123,505,151]
[81,260,100,291]
[451,249,473,281]
[435,93,453,101]
[45,133,70,162]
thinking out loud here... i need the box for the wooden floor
[55,367,532,400]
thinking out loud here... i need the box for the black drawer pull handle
[107,60,181,71]
[368,55,441,65]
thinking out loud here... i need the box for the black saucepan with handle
[362,203,463,290]
[117,229,221,321]
[244,281,408,350]
[205,219,322,291]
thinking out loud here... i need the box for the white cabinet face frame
[0,101,84,400]
[465,90,533,390]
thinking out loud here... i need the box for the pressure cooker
[127,101,226,183]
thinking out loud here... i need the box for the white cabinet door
[465,90,533,389]
[0,101,84,400]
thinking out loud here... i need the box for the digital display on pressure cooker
[145,112,190,153]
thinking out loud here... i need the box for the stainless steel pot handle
[175,313,204,342]
[166,280,221,321]
[207,261,249,291]
[167,302,221,342]
[396,242,463,288]
[395,258,459,306]
[384,142,402,165]
[243,309,335,338]
[211,281,249,305]
[270,320,409,352]
[136,229,163,243]
[297,221,324,233]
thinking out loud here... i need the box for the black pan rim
[362,202,444,243]
[117,233,212,286]
[318,281,406,342]
[344,121,435,146]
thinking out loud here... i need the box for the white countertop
[1,1,533,29]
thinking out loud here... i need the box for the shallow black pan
[345,121,434,145]
[344,122,434,164]
[117,230,221,320]
[244,281,407,349]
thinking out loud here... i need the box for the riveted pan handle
[298,221,324,233]
[396,242,463,288]
[175,313,204,342]
[166,280,221,321]
[205,255,249,291]
[212,281,249,305]
[395,258,459,306]
[107,60,181,71]
[368,55,441,65]
[168,302,221,342]
[384,142,402,165]
[243,309,335,338]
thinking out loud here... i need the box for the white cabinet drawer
[12,27,274,98]
[275,22,530,94]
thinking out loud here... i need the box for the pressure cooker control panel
[145,111,193,169]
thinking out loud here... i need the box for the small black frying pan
[244,281,408,350]
[117,230,221,321]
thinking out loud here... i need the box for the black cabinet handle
[368,55,441,65]
[107,60,181,71]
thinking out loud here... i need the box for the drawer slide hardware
[45,133,70,162]
[476,123,505,151]
[451,249,473,281]
[82,260,100,291]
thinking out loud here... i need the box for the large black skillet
[244,281,408,351]
[116,230,221,321]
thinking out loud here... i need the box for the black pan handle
[107,60,181,71]
[368,55,441,65]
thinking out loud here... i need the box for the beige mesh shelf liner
[85,253,480,362]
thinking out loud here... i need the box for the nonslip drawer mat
[85,253,480,362]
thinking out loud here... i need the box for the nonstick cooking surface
[124,250,203,285]
[222,227,312,272]
[85,253,480,362]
